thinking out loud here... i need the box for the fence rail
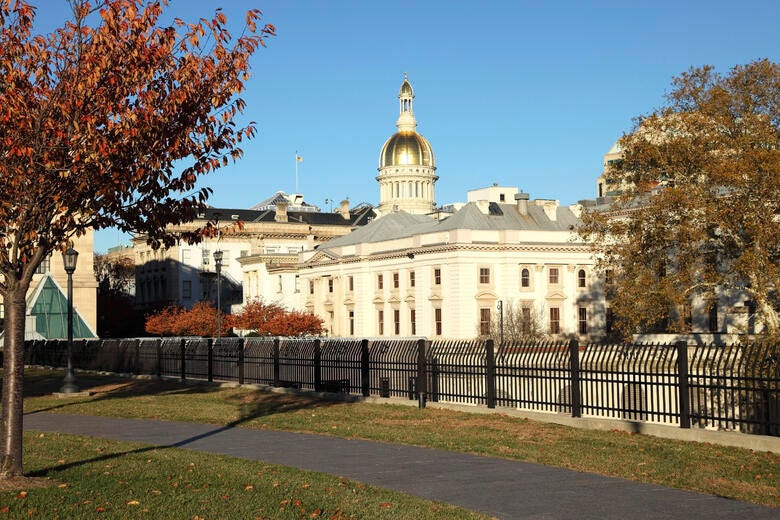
[18,337,780,437]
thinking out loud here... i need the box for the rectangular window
[549,307,560,334]
[409,271,415,288]
[182,280,192,299]
[434,268,442,285]
[377,274,383,290]
[309,280,314,295]
[410,309,416,335]
[348,276,354,292]
[480,308,491,336]
[35,256,51,275]
[202,249,210,266]
[682,303,693,331]
[182,249,191,263]
[378,310,384,335]
[521,307,531,333]
[278,276,283,293]
[294,275,300,293]
[708,302,718,333]
[578,307,587,334]
[548,267,559,285]
[479,267,490,284]
[393,272,399,289]
[328,278,334,293]
[435,308,442,336]
[393,309,400,335]
[349,310,355,336]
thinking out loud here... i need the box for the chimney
[514,192,529,216]
[275,201,288,223]
[542,200,558,221]
[340,199,350,220]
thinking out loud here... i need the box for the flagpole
[295,150,299,194]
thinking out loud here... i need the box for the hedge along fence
[20,338,780,437]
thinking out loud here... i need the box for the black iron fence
[20,337,780,437]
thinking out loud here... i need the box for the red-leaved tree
[145,301,230,337]
[0,0,273,478]
[228,299,324,336]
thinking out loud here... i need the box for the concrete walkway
[24,412,777,519]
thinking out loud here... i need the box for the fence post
[238,337,245,385]
[314,339,322,392]
[361,339,370,397]
[416,339,428,409]
[569,339,582,418]
[273,338,280,387]
[207,338,214,382]
[485,339,497,409]
[677,340,691,429]
[180,338,186,382]
[155,338,162,379]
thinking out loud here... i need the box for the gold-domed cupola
[376,73,438,217]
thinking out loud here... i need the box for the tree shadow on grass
[17,368,348,421]
[19,370,355,478]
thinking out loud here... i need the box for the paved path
[24,412,777,519]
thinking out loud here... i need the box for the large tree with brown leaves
[0,0,273,477]
[580,60,780,340]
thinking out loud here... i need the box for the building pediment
[475,290,498,300]
[304,249,339,266]
[546,291,567,300]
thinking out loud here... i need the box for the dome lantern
[376,74,438,216]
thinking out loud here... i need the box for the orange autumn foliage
[0,0,274,476]
[144,301,229,337]
[227,299,324,337]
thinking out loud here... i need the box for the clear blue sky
[33,1,780,252]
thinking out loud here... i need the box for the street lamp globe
[63,247,79,274]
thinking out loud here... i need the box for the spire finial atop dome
[397,73,416,131]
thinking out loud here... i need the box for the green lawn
[0,431,486,519]
[15,369,780,507]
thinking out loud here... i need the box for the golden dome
[379,131,435,168]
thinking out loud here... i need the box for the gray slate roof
[319,202,580,250]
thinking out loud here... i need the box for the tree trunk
[0,286,29,478]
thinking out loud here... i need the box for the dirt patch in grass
[0,476,56,492]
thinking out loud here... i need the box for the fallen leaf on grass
[380,502,392,508]
[244,485,253,491]
[16,491,27,499]
[126,500,139,506]
[57,484,67,489]
[309,509,322,518]
[0,506,9,513]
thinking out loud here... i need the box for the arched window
[578,269,586,288]
[521,268,530,288]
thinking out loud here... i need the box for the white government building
[237,76,605,340]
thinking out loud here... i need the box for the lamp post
[213,250,223,346]
[60,247,79,394]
